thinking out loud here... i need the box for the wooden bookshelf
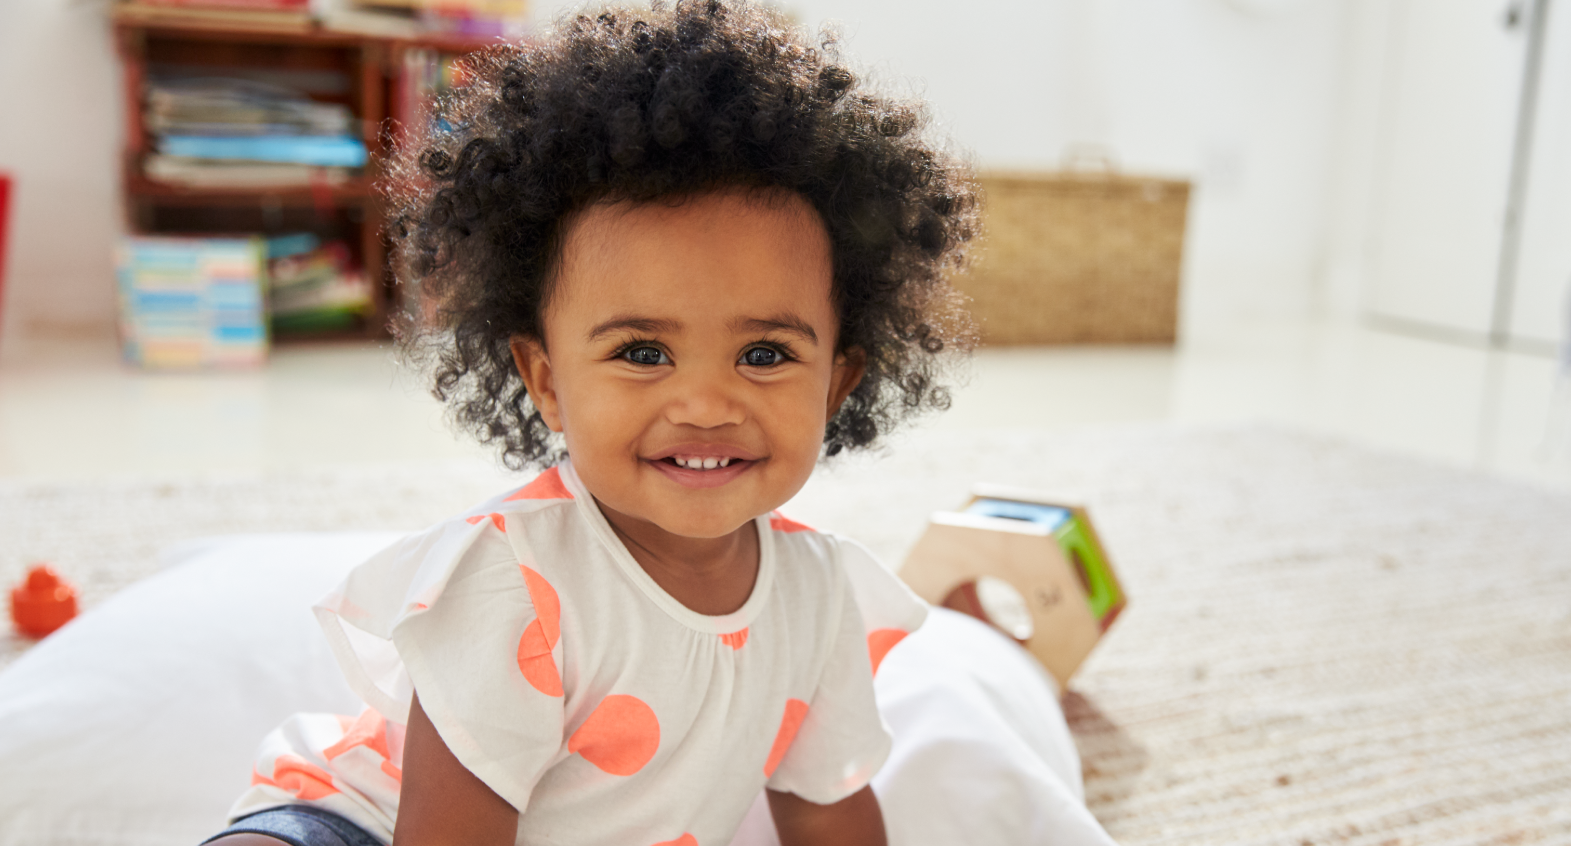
[114,14,493,342]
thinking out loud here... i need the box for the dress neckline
[558,458,776,634]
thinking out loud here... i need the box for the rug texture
[2,425,1569,845]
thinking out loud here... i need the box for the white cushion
[0,534,398,846]
[726,608,1117,846]
[0,534,1115,846]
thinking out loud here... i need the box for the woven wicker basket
[957,170,1190,345]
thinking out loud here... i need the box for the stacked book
[115,0,313,32]
[143,75,366,188]
[346,0,527,38]
[117,236,269,368]
[266,233,373,333]
[114,0,528,40]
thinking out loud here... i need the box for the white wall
[1317,0,1394,319]
[769,0,1352,332]
[1321,0,1571,354]
[1510,0,1571,347]
[1360,0,1526,338]
[2,0,1351,347]
[0,0,124,347]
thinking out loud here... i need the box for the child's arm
[393,692,520,846]
[767,785,888,846]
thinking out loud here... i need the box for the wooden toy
[899,484,1126,690]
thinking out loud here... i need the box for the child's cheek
[771,375,836,449]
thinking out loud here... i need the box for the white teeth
[671,455,735,469]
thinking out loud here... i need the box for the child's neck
[595,498,761,617]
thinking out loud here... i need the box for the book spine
[132,0,310,10]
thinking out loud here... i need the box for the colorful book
[114,3,313,31]
[117,235,269,368]
[133,0,309,9]
[159,135,367,167]
[266,235,372,333]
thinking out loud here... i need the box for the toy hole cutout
[941,576,1034,643]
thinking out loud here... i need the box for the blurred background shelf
[114,11,492,346]
[124,175,376,205]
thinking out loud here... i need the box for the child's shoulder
[763,510,842,567]
[766,512,902,585]
[763,511,862,562]
[766,513,930,638]
[469,465,578,515]
[429,466,580,535]
[763,512,877,589]
[373,466,580,577]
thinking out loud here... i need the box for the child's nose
[663,367,746,429]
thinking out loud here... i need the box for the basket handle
[1061,144,1118,174]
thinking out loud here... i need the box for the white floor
[2,317,1568,492]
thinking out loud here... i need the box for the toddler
[205,2,977,844]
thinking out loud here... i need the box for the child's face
[511,189,864,541]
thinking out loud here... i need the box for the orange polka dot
[569,694,660,776]
[867,628,909,676]
[465,513,507,532]
[720,628,748,650]
[504,466,574,501]
[519,565,560,639]
[517,564,564,696]
[763,698,809,778]
[518,620,563,696]
[768,512,813,533]
[270,754,339,801]
[652,835,698,846]
[323,708,391,762]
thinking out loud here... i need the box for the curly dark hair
[387,0,979,470]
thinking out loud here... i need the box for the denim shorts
[202,805,384,846]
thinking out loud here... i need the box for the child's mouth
[650,453,754,489]
[664,456,734,470]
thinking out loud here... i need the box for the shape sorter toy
[898,484,1126,691]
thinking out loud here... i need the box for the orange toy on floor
[10,564,78,638]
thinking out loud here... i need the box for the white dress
[230,460,928,846]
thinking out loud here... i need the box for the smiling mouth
[663,455,736,470]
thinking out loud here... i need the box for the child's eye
[623,346,670,366]
[742,346,782,367]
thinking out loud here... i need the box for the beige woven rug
[3,426,1569,845]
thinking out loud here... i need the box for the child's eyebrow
[729,315,819,345]
[586,316,683,342]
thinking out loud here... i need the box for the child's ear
[827,347,867,418]
[510,336,564,433]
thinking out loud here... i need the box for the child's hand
[393,692,519,846]
[767,785,888,846]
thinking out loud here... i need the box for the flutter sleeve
[763,537,928,804]
[836,536,929,675]
[313,514,567,813]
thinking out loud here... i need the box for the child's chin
[656,512,758,541]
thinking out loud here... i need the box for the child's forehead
[564,186,826,244]
[543,188,838,334]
